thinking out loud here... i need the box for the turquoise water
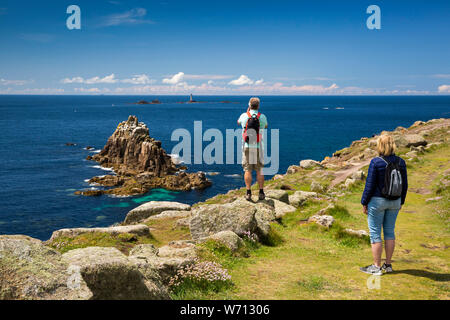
[0,95,448,240]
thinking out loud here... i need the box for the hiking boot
[258,191,265,201]
[381,263,393,273]
[359,264,382,276]
[245,193,252,201]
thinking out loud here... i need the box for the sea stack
[78,115,211,196]
[92,115,176,176]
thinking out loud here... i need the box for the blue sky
[0,0,449,95]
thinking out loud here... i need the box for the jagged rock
[288,191,318,207]
[129,244,159,257]
[395,134,427,148]
[345,229,369,237]
[0,235,92,300]
[62,246,169,300]
[308,215,334,228]
[272,199,297,219]
[74,189,103,197]
[129,243,197,284]
[344,178,356,188]
[368,139,378,147]
[189,198,275,240]
[0,237,90,300]
[175,217,191,228]
[80,116,211,196]
[125,201,191,224]
[410,145,425,154]
[405,151,418,159]
[265,189,289,204]
[410,120,425,128]
[286,165,300,174]
[351,170,365,181]
[300,159,322,169]
[199,231,244,252]
[310,181,326,193]
[48,225,150,242]
[88,175,124,187]
[316,203,336,215]
[144,210,191,222]
[92,115,176,176]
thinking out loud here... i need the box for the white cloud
[61,74,118,84]
[121,74,154,84]
[74,87,111,94]
[184,74,233,80]
[162,72,185,84]
[0,78,30,86]
[432,74,450,79]
[238,82,339,94]
[229,75,254,86]
[0,87,64,95]
[438,85,450,93]
[254,79,264,85]
[100,8,154,27]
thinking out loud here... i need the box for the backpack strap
[378,156,388,165]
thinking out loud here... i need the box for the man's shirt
[237,109,268,148]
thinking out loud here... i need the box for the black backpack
[380,156,403,200]
[243,111,261,144]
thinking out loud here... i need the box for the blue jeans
[367,197,401,244]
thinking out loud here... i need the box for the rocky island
[1,118,448,300]
[79,115,211,196]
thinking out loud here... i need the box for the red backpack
[243,111,261,143]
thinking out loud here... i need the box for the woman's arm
[361,159,377,206]
[401,160,408,205]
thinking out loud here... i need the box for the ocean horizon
[1,95,449,240]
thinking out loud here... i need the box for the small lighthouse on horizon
[189,94,194,102]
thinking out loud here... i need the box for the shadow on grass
[392,269,450,282]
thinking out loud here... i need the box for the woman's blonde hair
[377,134,396,156]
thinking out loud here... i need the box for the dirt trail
[330,159,371,188]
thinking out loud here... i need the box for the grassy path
[209,144,449,300]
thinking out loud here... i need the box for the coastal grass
[48,232,156,255]
[199,141,450,300]
[144,217,192,247]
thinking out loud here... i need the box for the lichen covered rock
[125,201,191,224]
[189,198,275,240]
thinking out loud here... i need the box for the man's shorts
[242,147,264,172]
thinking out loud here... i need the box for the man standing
[237,97,268,201]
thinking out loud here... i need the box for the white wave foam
[107,194,131,198]
[224,174,241,178]
[205,172,220,176]
[90,165,114,172]
[169,154,184,165]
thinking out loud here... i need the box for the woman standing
[360,135,408,275]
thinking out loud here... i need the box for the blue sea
[0,95,449,240]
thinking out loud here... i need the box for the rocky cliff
[79,115,211,196]
[1,118,449,300]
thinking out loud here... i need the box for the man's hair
[249,97,260,110]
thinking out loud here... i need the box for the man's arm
[262,115,268,128]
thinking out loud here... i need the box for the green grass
[194,133,450,300]
[48,232,156,255]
